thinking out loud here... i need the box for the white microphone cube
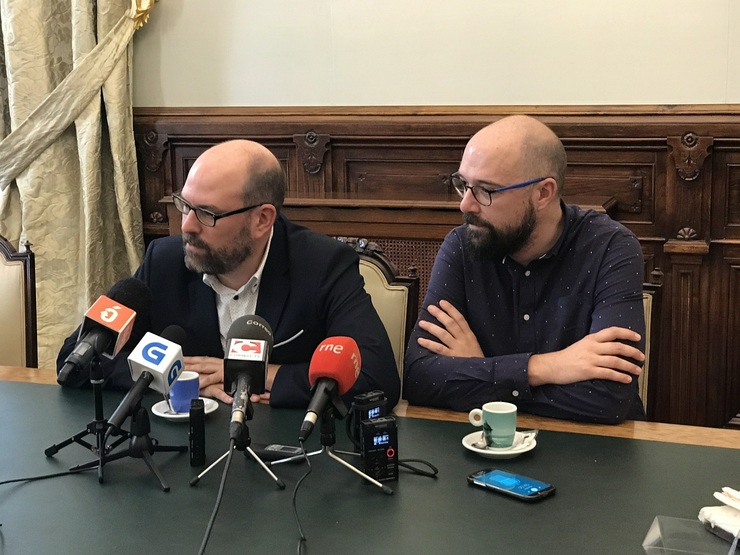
[127,332,185,395]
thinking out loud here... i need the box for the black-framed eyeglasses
[172,192,265,227]
[451,173,548,206]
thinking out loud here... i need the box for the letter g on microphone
[167,360,183,387]
[141,341,182,388]
[142,341,168,365]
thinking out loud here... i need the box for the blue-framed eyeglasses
[172,192,265,227]
[451,174,548,206]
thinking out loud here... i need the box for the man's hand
[184,355,232,404]
[248,364,279,403]
[528,327,645,387]
[185,357,280,405]
[416,300,484,358]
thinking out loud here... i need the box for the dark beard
[182,229,253,275]
[463,203,536,262]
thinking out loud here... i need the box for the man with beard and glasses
[57,140,399,410]
[404,116,646,423]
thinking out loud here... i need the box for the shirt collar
[537,199,571,261]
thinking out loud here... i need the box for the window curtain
[0,0,154,368]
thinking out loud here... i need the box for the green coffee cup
[468,401,517,449]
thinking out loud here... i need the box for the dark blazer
[57,216,400,409]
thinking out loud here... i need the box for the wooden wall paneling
[563,147,661,227]
[711,145,740,241]
[720,247,740,424]
[660,253,711,425]
[133,106,740,428]
[709,147,740,425]
[331,139,465,197]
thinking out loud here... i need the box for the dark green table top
[0,381,737,554]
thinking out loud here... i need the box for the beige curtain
[0,0,154,368]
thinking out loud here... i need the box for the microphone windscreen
[227,315,274,351]
[107,278,153,322]
[308,336,361,395]
[223,315,273,394]
[161,324,187,347]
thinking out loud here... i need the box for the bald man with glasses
[58,140,399,411]
[404,116,646,423]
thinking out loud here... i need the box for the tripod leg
[141,450,170,492]
[269,447,323,466]
[69,441,133,472]
[245,447,285,489]
[190,449,230,486]
[326,448,393,495]
[45,429,86,457]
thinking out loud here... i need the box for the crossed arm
[418,300,644,388]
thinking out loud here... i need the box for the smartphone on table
[467,468,555,502]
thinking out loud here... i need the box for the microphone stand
[316,407,393,495]
[70,401,187,492]
[190,397,285,489]
[45,357,129,484]
[273,394,392,495]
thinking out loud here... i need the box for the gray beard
[182,232,253,275]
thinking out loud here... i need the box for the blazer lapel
[256,216,290,335]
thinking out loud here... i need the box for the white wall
[132,0,740,107]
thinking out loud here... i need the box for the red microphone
[299,337,361,442]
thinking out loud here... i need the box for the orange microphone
[58,278,151,383]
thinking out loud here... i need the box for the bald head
[465,116,567,193]
[187,140,285,212]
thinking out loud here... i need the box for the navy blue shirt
[404,202,646,423]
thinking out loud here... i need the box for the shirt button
[512,390,519,397]
[524,270,531,277]
[523,314,530,321]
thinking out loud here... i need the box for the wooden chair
[337,238,419,396]
[640,283,661,414]
[0,235,38,367]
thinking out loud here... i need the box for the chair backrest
[337,238,419,395]
[639,283,661,413]
[0,236,38,368]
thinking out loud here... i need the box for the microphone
[299,337,361,443]
[106,325,186,436]
[58,278,152,384]
[224,315,273,441]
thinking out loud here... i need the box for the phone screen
[468,469,555,501]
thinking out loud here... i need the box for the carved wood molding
[667,133,713,181]
[135,130,169,173]
[663,239,710,255]
[293,131,330,175]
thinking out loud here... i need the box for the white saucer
[462,431,537,459]
[151,398,218,421]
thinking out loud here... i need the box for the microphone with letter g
[299,336,361,443]
[106,325,186,436]
[224,315,273,441]
[58,278,152,384]
[129,325,187,396]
